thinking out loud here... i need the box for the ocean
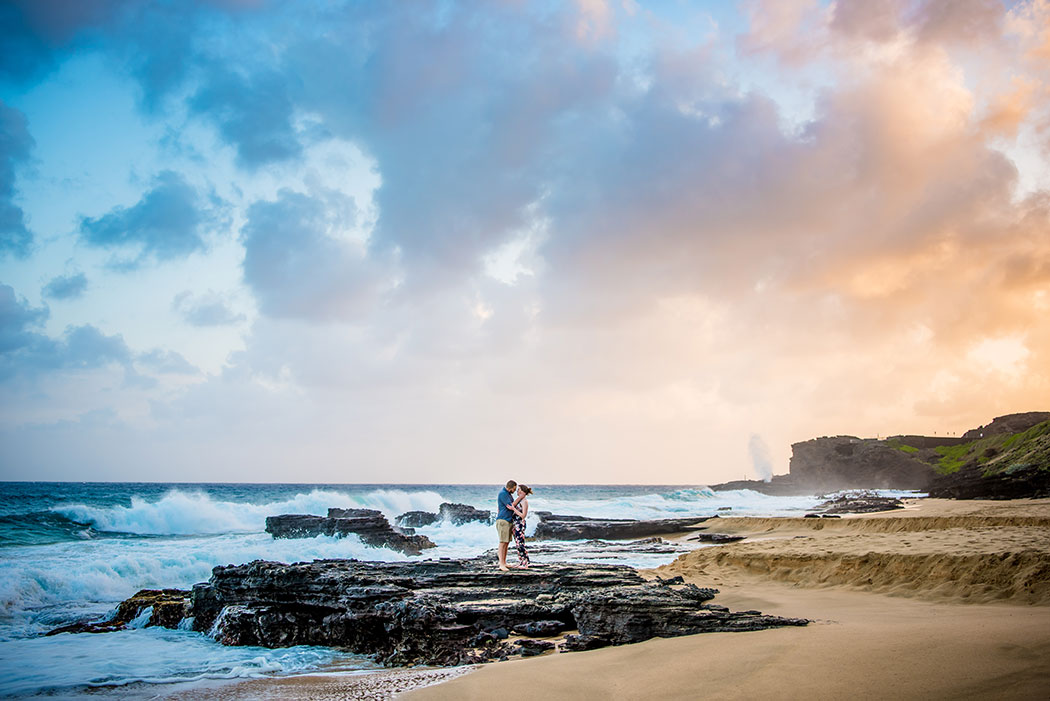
[0,482,912,697]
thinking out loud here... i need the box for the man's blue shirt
[496,488,514,521]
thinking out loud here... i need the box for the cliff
[782,412,1050,498]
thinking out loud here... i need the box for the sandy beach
[166,498,1050,700]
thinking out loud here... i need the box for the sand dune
[665,498,1050,604]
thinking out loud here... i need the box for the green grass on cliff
[885,438,919,454]
[930,421,1050,476]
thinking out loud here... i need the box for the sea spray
[51,488,445,536]
[749,434,774,482]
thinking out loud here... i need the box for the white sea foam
[528,488,824,520]
[0,626,366,696]
[51,488,445,536]
[0,532,409,636]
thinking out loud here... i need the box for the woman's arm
[519,499,528,520]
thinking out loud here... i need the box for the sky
[1,0,1048,484]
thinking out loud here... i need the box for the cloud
[241,188,388,321]
[42,272,88,300]
[0,101,35,258]
[136,348,199,375]
[0,0,124,83]
[172,290,246,327]
[0,287,130,381]
[78,170,216,268]
[190,67,302,168]
[0,283,48,354]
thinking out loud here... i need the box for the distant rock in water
[532,514,709,540]
[265,509,435,556]
[438,502,492,525]
[140,557,808,666]
[395,502,492,528]
[396,510,440,528]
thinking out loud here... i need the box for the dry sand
[166,498,1050,700]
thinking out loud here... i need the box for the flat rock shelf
[65,557,808,667]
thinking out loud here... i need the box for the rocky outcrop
[784,413,1050,495]
[789,436,937,492]
[962,412,1050,440]
[177,557,805,666]
[438,502,492,525]
[396,510,440,528]
[395,503,492,528]
[265,509,435,556]
[928,462,1050,500]
[708,476,812,496]
[809,492,905,515]
[532,514,709,540]
[47,589,189,636]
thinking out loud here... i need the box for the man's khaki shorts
[495,518,512,543]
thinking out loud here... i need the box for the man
[495,479,517,571]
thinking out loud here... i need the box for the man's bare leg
[497,542,510,571]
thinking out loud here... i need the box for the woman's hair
[518,484,532,495]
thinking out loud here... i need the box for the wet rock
[396,511,440,528]
[533,515,709,540]
[815,492,904,514]
[560,634,610,652]
[686,532,746,544]
[47,589,189,636]
[265,512,435,556]
[514,620,567,637]
[438,502,492,525]
[515,639,556,656]
[395,502,492,528]
[162,557,807,667]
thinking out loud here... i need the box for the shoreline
[162,498,1050,700]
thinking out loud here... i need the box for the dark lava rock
[514,620,567,637]
[816,493,904,514]
[396,510,440,528]
[686,532,746,544]
[265,512,435,556]
[515,639,556,656]
[438,502,492,525]
[571,580,805,644]
[789,437,938,491]
[533,515,709,540]
[162,557,807,667]
[929,462,1050,500]
[560,634,611,652]
[395,502,492,528]
[327,508,384,519]
[47,589,189,636]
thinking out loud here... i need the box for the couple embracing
[495,480,532,571]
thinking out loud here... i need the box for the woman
[510,484,532,568]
